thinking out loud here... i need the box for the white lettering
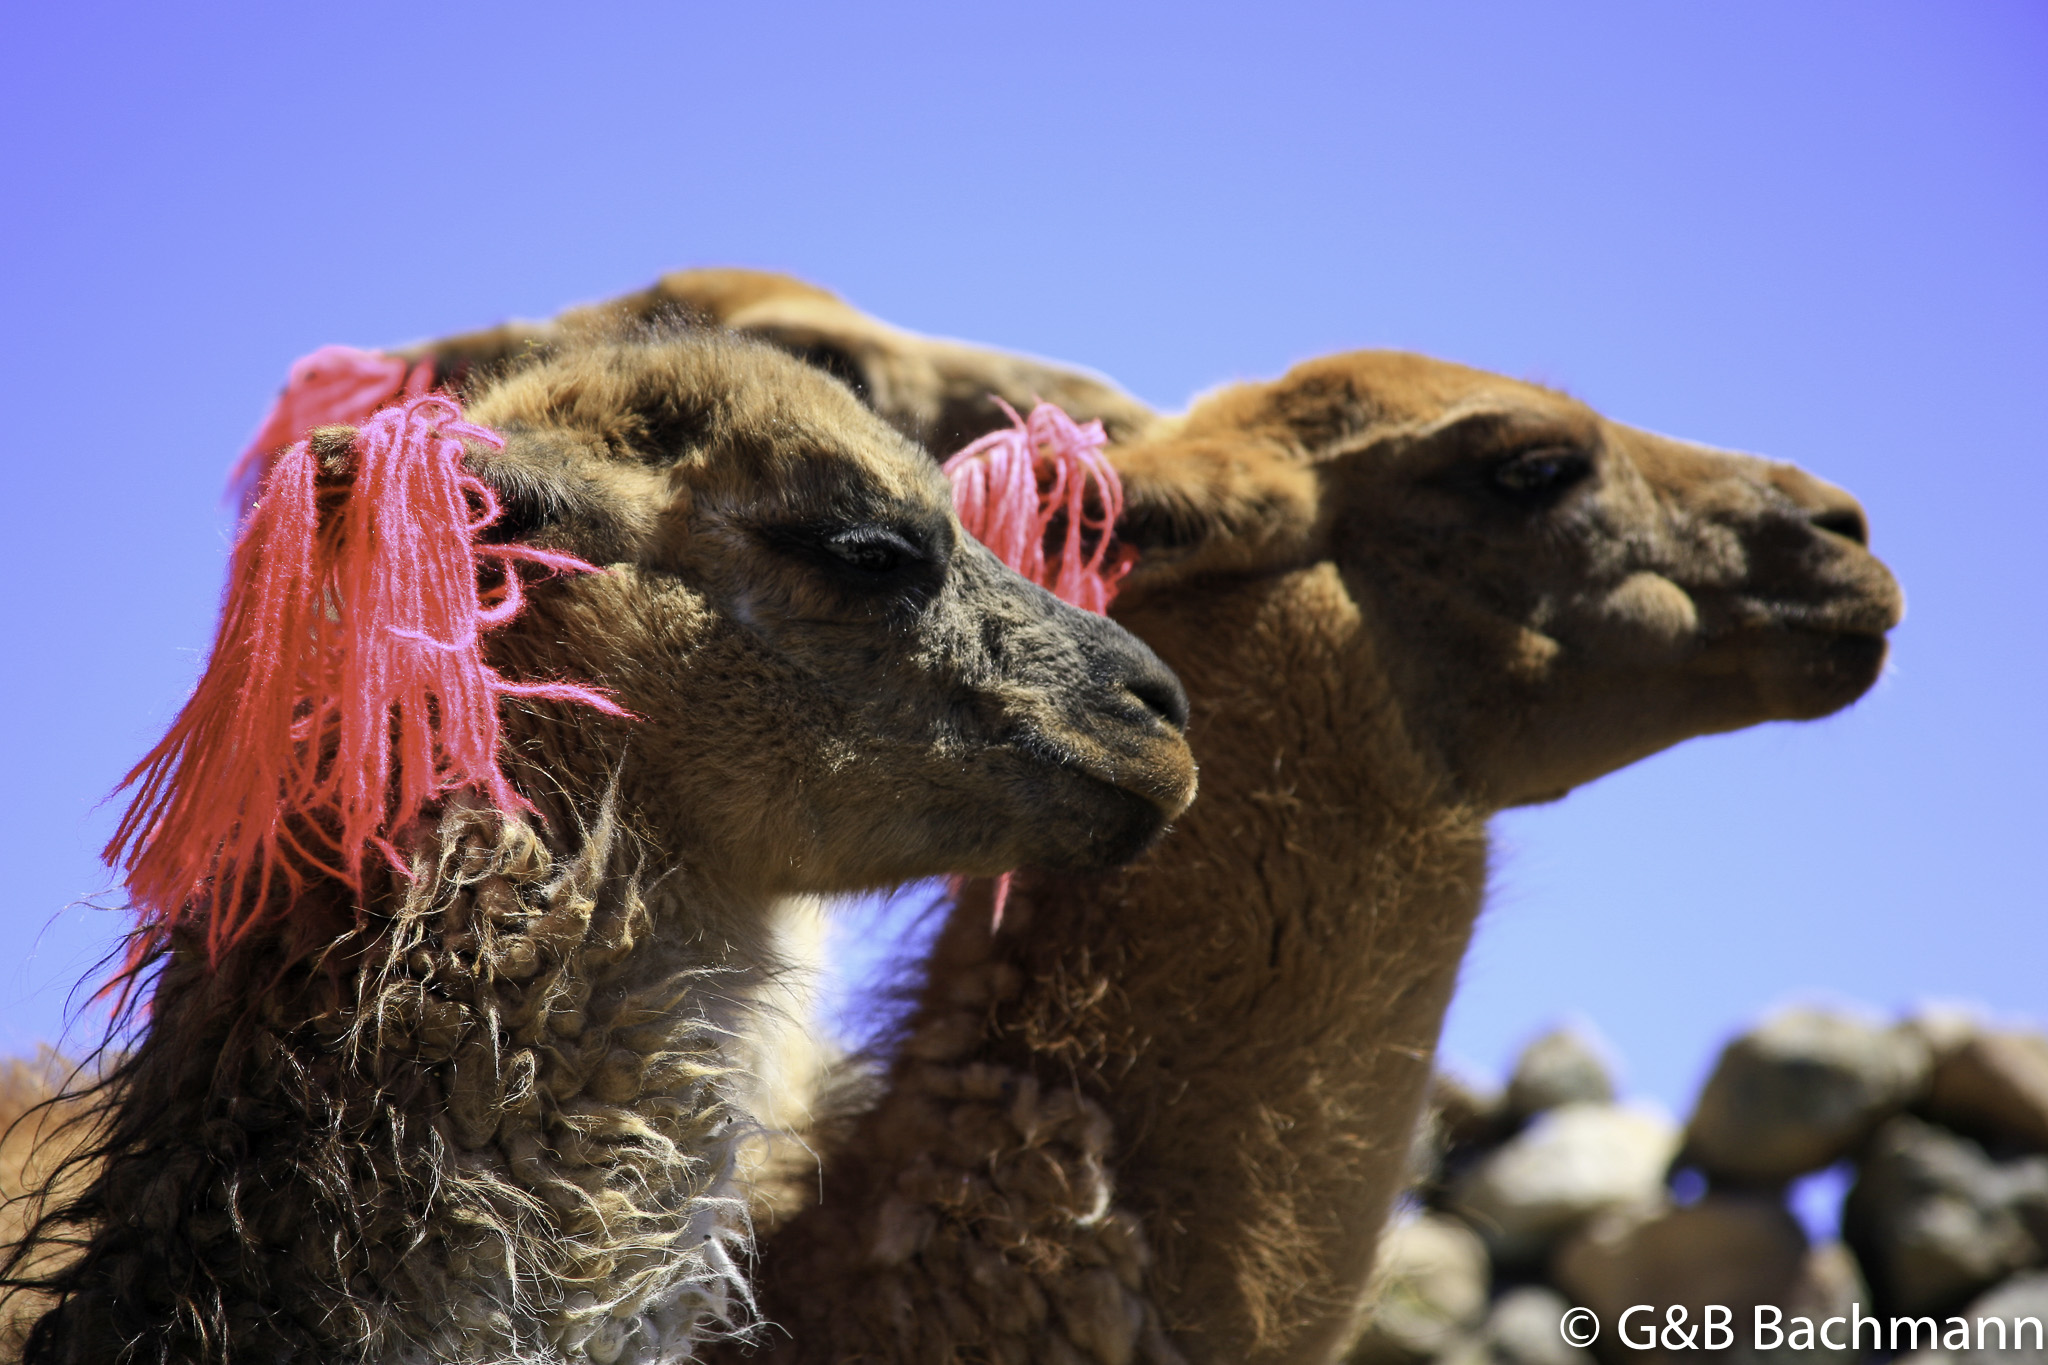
[1851,1303,1882,1351]
[1754,1305,1783,1351]
[2017,1317,2044,1351]
[1945,1318,1970,1349]
[1820,1317,1846,1351]
[1620,1306,1657,1351]
[1891,1316,1938,1351]
[1978,1317,2006,1351]
[1789,1316,1817,1351]
[1703,1305,1732,1350]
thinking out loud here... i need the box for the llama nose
[1807,500,1869,547]
[1768,465,1870,546]
[1125,660,1190,732]
[1071,610,1190,731]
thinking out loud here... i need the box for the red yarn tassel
[943,400,1134,928]
[226,345,434,510]
[105,393,625,994]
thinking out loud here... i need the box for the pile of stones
[1349,1008,2048,1365]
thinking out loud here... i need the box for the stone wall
[1351,1010,2048,1365]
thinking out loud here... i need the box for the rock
[1728,1240,1870,1365]
[1416,1072,1513,1205]
[1552,1194,1807,1364]
[1685,1007,1931,1185]
[1508,1028,1617,1120]
[1451,1102,1679,1266]
[1896,1271,2048,1364]
[1437,1288,1595,1365]
[1349,1213,1491,1364]
[1486,1288,1598,1365]
[1901,1004,1984,1064]
[1843,1114,2048,1317]
[1926,1031,2048,1154]
[1434,1071,1512,1152]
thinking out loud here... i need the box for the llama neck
[734,564,1489,1365]
[979,724,1488,1364]
[1015,566,1491,1364]
[15,806,765,1365]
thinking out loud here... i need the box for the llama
[617,285,1899,1364]
[0,330,1195,1365]
[268,271,1901,1361]
[31,272,1897,1362]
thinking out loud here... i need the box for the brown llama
[0,329,1195,1365]
[592,277,1896,1365]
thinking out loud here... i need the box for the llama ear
[647,269,884,405]
[261,413,591,555]
[470,429,652,564]
[751,327,875,405]
[663,308,892,420]
[1112,436,1322,575]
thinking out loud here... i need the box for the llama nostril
[1810,506,1868,547]
[1068,608,1190,731]
[1127,669,1190,732]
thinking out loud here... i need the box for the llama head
[539,269,1161,455]
[1105,350,1903,808]
[461,331,1195,901]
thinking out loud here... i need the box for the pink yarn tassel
[943,400,1134,928]
[106,393,625,994]
[227,345,434,510]
[942,398,1132,614]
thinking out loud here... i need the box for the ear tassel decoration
[943,399,1134,929]
[106,393,626,991]
[943,398,1131,614]
[226,344,434,510]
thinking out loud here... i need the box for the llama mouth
[1054,775,1182,870]
[1005,721,1197,822]
[1003,757,1185,871]
[1071,748,1198,825]
[1791,628,1890,704]
[1709,625,1891,719]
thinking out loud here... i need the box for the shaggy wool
[9,801,757,1365]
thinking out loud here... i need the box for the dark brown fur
[0,330,1195,1365]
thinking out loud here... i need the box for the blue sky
[2,2,2042,1122]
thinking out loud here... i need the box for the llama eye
[763,518,937,588]
[1490,448,1592,505]
[819,526,922,576]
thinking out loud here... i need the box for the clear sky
[2,2,2042,1122]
